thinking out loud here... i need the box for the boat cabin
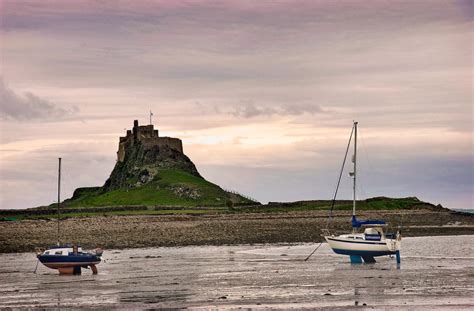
[363,226,384,241]
[42,245,83,256]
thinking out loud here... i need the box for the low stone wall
[141,137,183,153]
[0,206,148,217]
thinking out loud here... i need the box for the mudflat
[1,236,473,309]
[1,209,473,253]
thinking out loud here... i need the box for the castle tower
[117,120,183,162]
[133,120,139,140]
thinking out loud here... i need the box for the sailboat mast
[353,122,358,216]
[57,157,61,246]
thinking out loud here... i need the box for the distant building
[117,120,183,162]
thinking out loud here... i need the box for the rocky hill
[62,120,257,207]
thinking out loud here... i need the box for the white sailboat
[324,122,401,264]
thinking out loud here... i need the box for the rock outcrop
[104,139,201,191]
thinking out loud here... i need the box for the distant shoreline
[1,208,473,253]
[452,209,474,214]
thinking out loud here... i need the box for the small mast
[57,157,61,246]
[352,121,358,217]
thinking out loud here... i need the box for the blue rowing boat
[37,244,103,274]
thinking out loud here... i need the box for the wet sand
[1,235,473,309]
[1,209,473,253]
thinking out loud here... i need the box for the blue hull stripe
[38,255,101,264]
[332,248,396,257]
[42,262,100,267]
[327,237,387,245]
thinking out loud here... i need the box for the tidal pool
[1,235,473,309]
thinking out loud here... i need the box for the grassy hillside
[231,197,435,213]
[64,169,255,207]
[0,196,445,221]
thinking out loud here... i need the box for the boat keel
[350,255,363,264]
[349,255,377,264]
[362,256,376,264]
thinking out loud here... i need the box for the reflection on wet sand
[0,235,473,309]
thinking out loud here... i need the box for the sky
[0,0,472,210]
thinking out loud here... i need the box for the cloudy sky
[0,0,472,209]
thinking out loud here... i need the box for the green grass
[65,169,254,208]
[229,197,425,214]
[0,196,432,221]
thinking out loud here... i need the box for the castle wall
[136,125,158,139]
[117,142,126,162]
[141,137,183,153]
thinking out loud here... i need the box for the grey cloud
[0,78,79,121]
[232,103,275,118]
[232,102,323,118]
[192,100,323,119]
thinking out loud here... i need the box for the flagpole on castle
[150,110,153,125]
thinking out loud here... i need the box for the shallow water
[1,235,473,310]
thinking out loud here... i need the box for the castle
[117,120,183,162]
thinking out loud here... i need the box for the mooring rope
[304,241,324,261]
[33,259,39,274]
